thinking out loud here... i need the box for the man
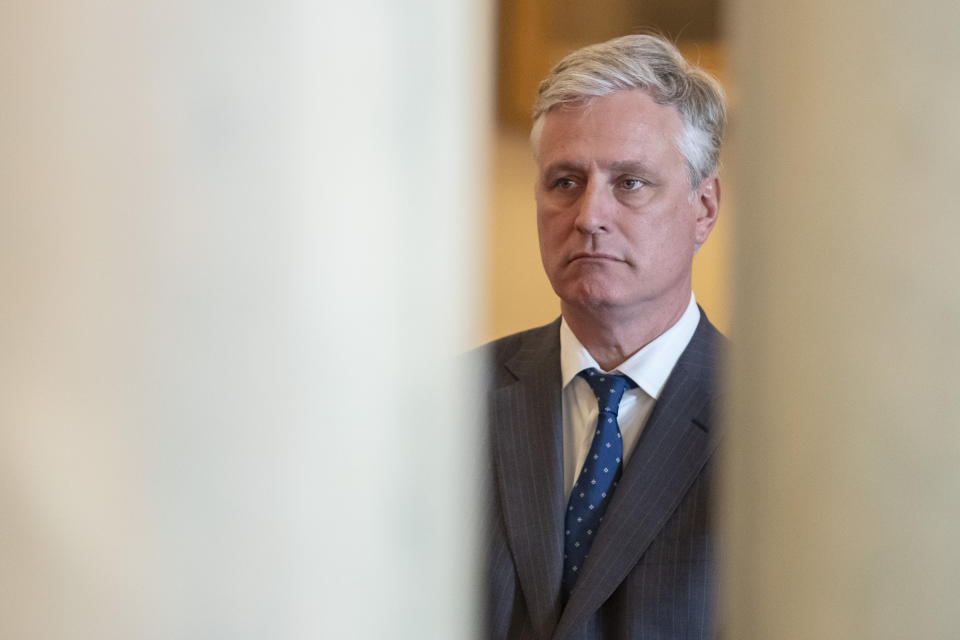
[482,34,726,639]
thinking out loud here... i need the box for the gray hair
[531,34,726,188]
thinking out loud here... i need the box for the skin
[535,89,720,370]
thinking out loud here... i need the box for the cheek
[536,213,548,250]
[661,202,699,240]
[537,207,566,245]
[536,212,557,264]
[625,212,695,263]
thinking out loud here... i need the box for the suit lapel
[554,315,722,638]
[489,320,566,637]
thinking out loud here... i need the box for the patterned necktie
[561,367,636,601]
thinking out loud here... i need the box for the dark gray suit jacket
[480,313,723,639]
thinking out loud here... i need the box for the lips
[568,252,623,264]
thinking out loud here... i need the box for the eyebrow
[542,160,654,177]
[541,161,585,177]
[607,160,653,174]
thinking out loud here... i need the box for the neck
[562,294,690,371]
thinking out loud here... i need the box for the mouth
[568,252,623,264]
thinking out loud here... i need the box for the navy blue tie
[562,368,636,601]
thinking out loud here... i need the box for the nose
[574,181,613,235]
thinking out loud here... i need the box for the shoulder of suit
[468,318,560,361]
[460,318,561,388]
[691,309,728,359]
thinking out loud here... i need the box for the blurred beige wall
[496,0,721,128]
[723,0,960,637]
[0,1,489,637]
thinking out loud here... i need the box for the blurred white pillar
[0,1,490,638]
[724,2,960,638]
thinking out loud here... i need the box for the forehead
[537,90,686,171]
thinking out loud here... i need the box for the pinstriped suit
[481,311,723,639]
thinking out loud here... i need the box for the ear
[693,175,720,246]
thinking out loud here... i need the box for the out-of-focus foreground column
[723,2,960,639]
[0,2,489,638]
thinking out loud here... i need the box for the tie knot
[578,368,635,416]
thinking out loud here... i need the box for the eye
[554,177,579,190]
[619,177,646,191]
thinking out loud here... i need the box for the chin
[558,283,624,311]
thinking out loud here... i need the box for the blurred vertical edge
[0,1,492,638]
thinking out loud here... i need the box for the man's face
[535,89,719,320]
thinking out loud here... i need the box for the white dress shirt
[560,293,701,498]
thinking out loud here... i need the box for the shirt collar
[560,293,700,399]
